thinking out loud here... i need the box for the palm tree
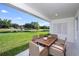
[0,18,11,28]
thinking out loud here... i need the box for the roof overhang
[7,3,79,21]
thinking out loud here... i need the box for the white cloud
[1,10,8,13]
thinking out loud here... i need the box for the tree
[11,23,20,29]
[0,18,11,28]
[4,19,11,28]
[23,23,33,29]
[31,22,39,30]
[23,22,40,30]
[40,26,49,29]
[0,18,3,28]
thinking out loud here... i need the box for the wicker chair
[29,41,48,56]
[48,34,58,40]
[49,38,67,56]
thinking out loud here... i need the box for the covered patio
[7,3,79,56]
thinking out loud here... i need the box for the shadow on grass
[0,43,29,56]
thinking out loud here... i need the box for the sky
[0,3,49,26]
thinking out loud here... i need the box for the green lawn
[0,31,48,56]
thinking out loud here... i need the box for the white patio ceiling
[9,3,79,21]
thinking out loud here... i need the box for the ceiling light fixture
[55,13,58,16]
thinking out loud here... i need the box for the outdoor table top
[36,37,57,47]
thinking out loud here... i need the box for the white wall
[50,17,75,42]
[73,10,79,55]
[49,17,75,55]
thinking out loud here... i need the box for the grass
[0,43,29,56]
[0,31,48,56]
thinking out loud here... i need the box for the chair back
[39,34,45,38]
[32,35,39,42]
[29,41,39,56]
[48,34,58,39]
[52,34,58,38]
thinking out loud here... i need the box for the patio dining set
[29,34,66,56]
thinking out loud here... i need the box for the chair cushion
[50,46,64,52]
[52,43,64,51]
[38,45,45,52]
[49,46,64,56]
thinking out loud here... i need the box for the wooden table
[36,37,57,47]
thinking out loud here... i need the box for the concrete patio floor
[16,49,29,56]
